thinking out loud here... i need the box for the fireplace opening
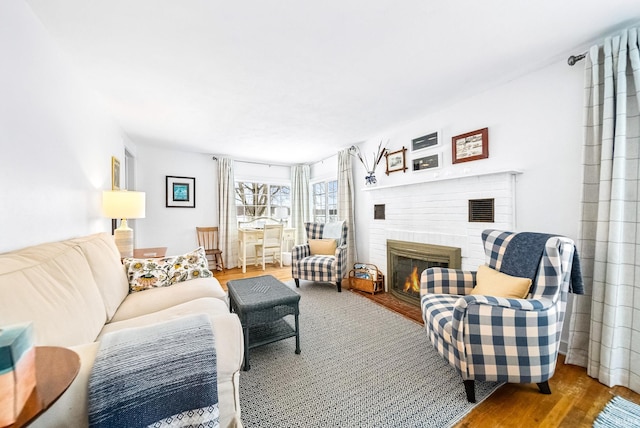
[387,240,461,306]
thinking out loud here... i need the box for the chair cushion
[421,294,459,345]
[470,265,531,299]
[309,239,337,255]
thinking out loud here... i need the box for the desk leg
[242,239,247,274]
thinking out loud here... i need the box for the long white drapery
[290,165,311,245]
[565,27,640,394]
[217,157,238,268]
[337,149,357,269]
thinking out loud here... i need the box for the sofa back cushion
[69,233,129,321]
[0,241,106,347]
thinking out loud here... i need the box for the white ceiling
[25,0,640,164]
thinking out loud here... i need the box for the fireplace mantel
[362,169,522,192]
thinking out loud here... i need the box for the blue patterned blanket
[500,232,584,294]
[88,314,219,428]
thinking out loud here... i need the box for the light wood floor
[214,264,640,427]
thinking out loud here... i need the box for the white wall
[0,0,126,253]
[354,59,585,263]
[134,148,291,256]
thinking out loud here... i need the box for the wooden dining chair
[196,227,224,272]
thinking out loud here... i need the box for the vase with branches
[350,141,387,185]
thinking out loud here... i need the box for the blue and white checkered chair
[420,229,577,402]
[292,222,349,292]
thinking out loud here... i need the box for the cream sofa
[0,233,243,427]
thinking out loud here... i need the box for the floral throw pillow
[123,247,213,293]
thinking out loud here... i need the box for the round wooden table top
[8,346,80,428]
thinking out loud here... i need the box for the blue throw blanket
[500,232,584,294]
[88,314,219,428]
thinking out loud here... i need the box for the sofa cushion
[68,233,129,321]
[123,247,213,293]
[110,277,227,323]
[0,242,106,347]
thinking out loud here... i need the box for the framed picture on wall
[166,176,196,208]
[385,146,408,175]
[111,156,120,190]
[452,127,489,164]
[411,131,439,152]
[412,153,441,171]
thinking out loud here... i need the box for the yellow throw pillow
[470,265,532,299]
[308,238,337,255]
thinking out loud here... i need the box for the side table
[227,275,301,371]
[8,346,80,428]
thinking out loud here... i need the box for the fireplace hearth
[387,240,461,305]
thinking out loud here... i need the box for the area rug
[238,281,502,427]
[594,396,640,427]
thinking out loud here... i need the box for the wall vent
[468,198,494,222]
[374,204,385,220]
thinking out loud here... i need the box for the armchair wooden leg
[336,280,342,292]
[294,278,300,288]
[537,381,551,395]
[464,380,476,403]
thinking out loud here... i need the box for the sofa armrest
[420,267,476,296]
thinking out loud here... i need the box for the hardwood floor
[214,264,640,427]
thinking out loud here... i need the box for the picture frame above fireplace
[452,127,489,164]
[385,146,408,175]
[411,131,439,152]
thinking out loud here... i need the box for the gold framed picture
[111,156,121,190]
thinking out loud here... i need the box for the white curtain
[338,148,357,269]
[217,157,238,268]
[290,165,310,244]
[566,27,640,394]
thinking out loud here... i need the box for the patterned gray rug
[238,281,502,427]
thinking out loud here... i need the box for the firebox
[386,240,461,305]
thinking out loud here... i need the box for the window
[235,182,290,221]
[313,180,337,223]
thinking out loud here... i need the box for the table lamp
[102,190,146,258]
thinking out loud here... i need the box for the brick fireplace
[387,239,461,305]
[364,171,520,294]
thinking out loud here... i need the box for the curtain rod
[567,52,586,66]
[211,156,290,167]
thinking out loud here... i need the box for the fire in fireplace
[387,240,461,305]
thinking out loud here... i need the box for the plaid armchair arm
[291,243,310,261]
[420,267,477,296]
[334,244,348,279]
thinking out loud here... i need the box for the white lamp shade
[102,191,146,219]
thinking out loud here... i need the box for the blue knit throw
[88,314,219,427]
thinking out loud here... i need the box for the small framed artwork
[385,146,408,175]
[411,131,439,152]
[412,153,441,171]
[452,127,489,164]
[166,176,196,208]
[111,156,120,190]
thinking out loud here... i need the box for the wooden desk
[9,346,80,428]
[238,228,295,273]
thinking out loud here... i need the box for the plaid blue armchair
[420,229,577,402]
[292,222,348,292]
